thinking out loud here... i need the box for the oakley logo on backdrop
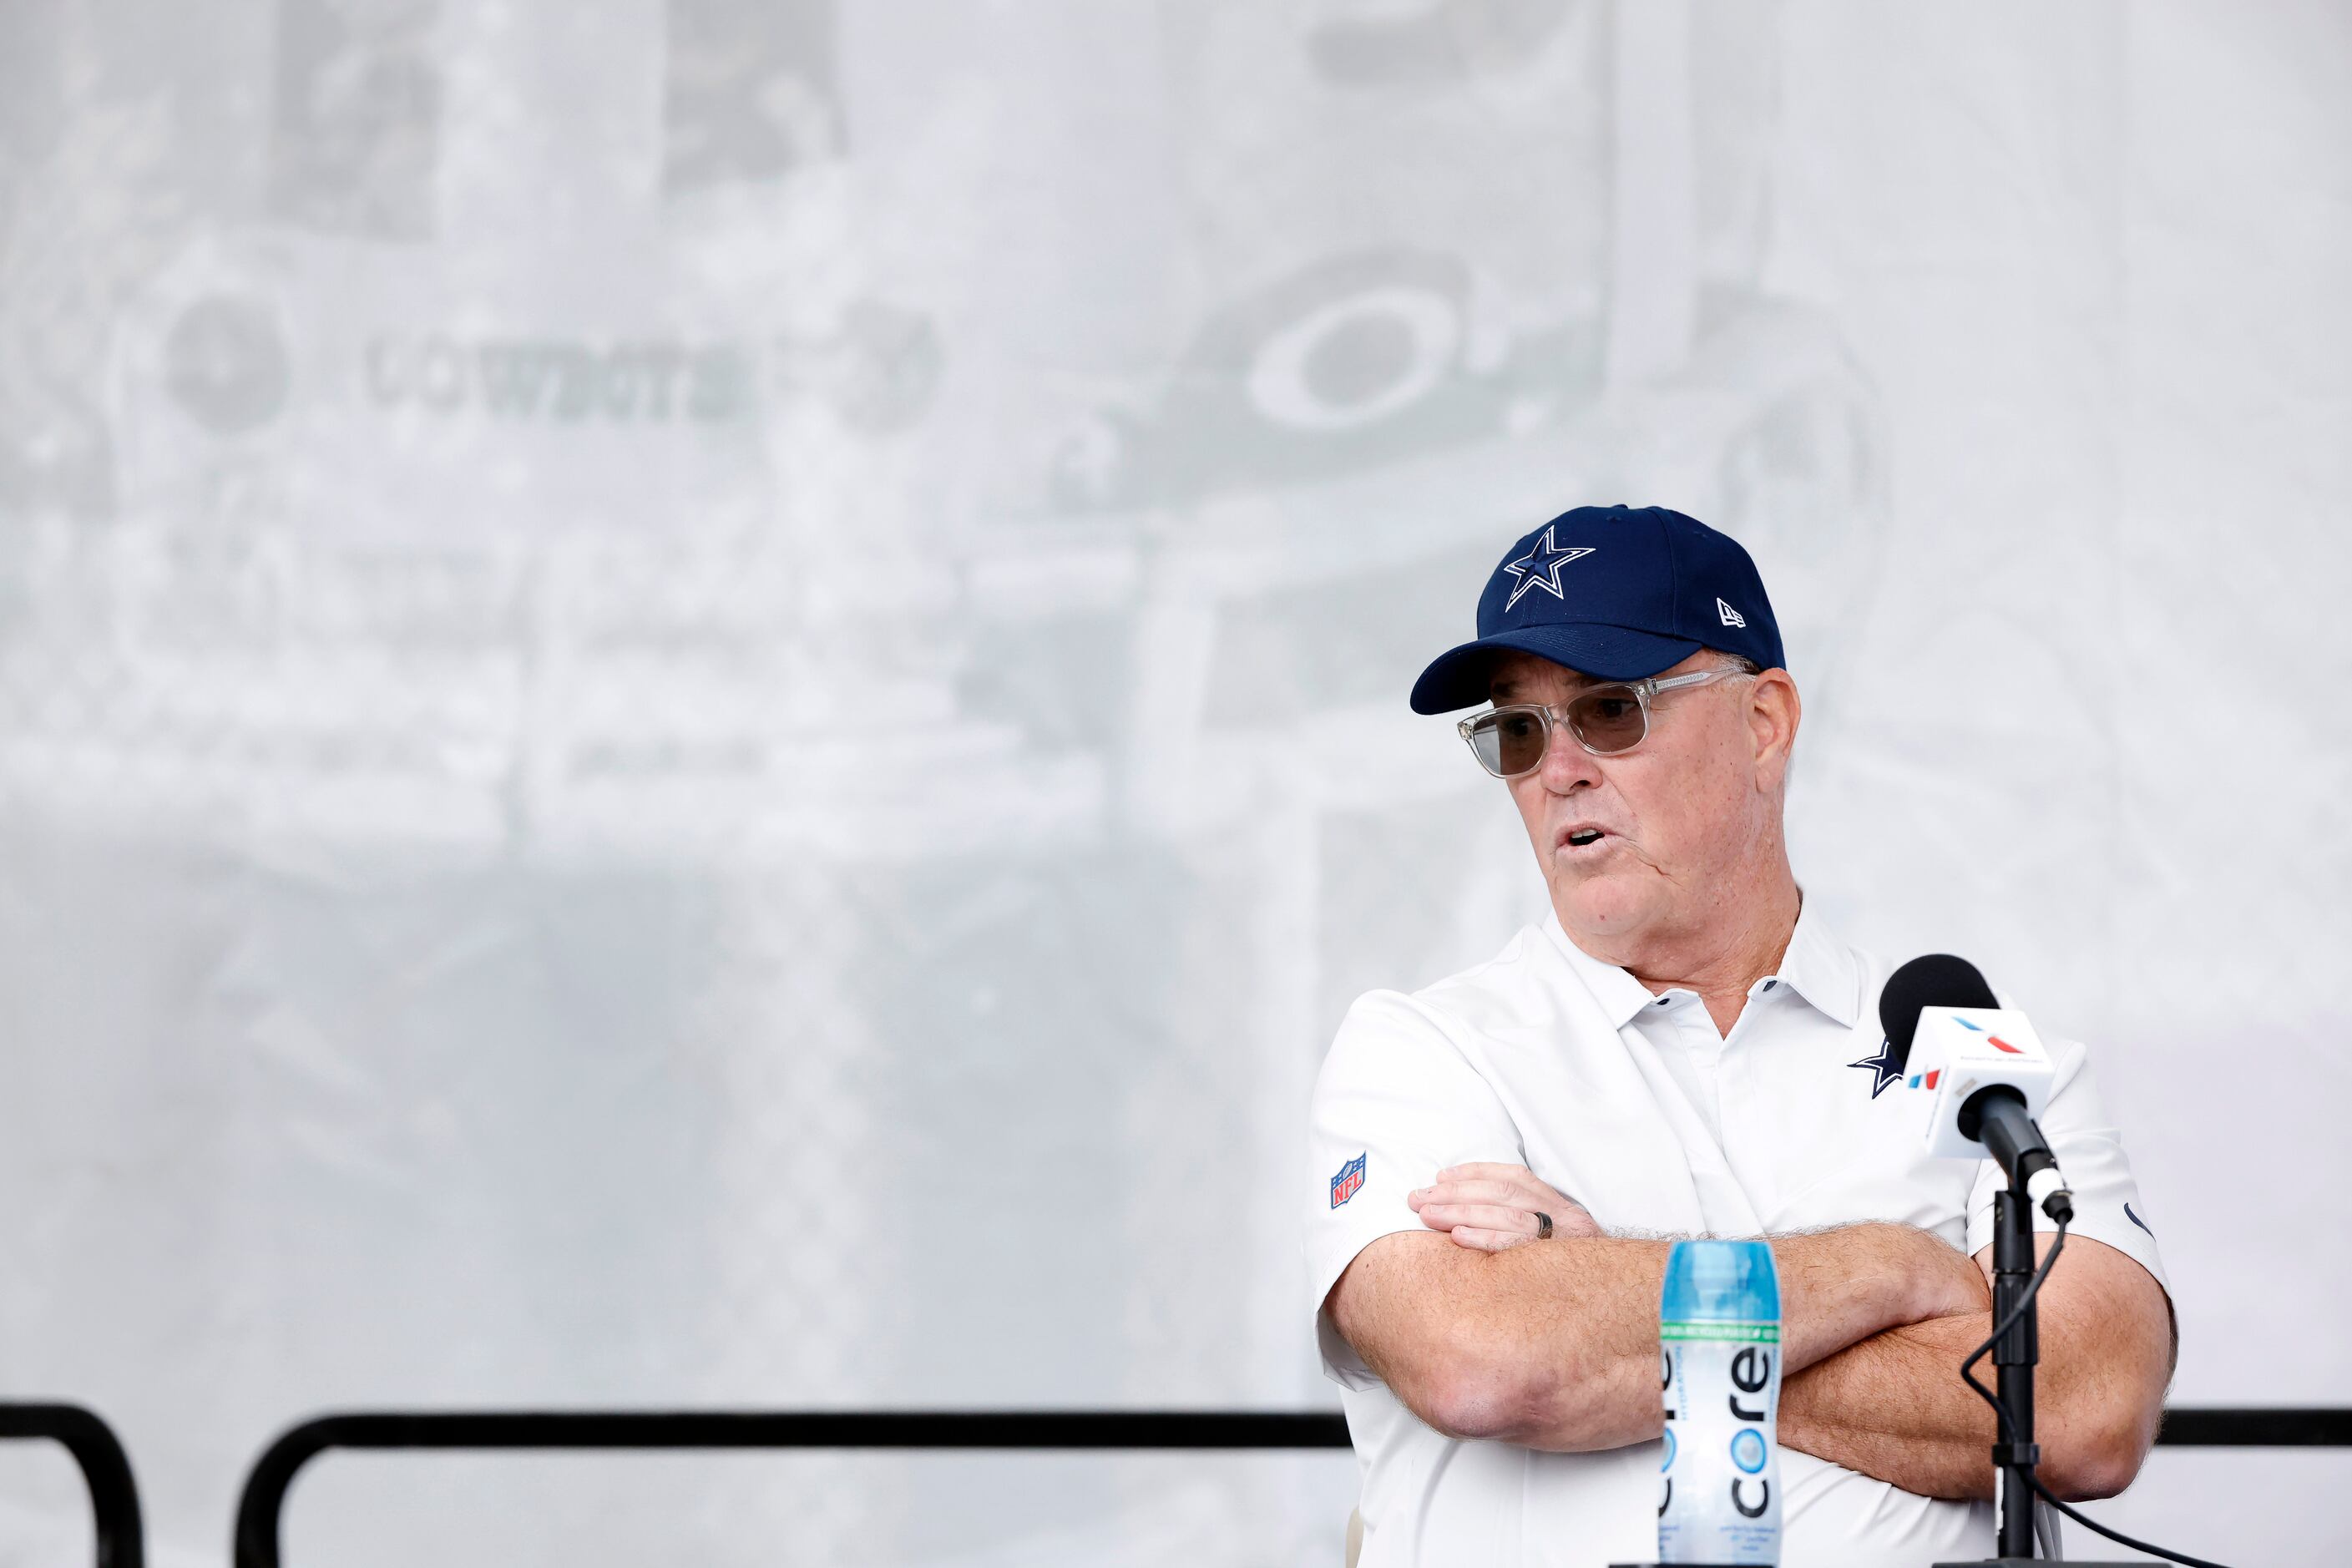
[1043,248,1599,515]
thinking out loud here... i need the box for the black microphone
[1875,953,1995,1073]
[1878,954,2072,1222]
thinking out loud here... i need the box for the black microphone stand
[1936,1143,2057,1565]
[1938,1116,2140,1566]
[1987,1166,2041,1559]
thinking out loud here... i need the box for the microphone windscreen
[1877,953,1998,1070]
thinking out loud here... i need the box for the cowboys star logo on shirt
[1501,527,1596,609]
[1849,1036,1904,1099]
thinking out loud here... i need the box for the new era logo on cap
[1717,597,1746,629]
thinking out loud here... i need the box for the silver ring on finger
[1533,1211,1554,1241]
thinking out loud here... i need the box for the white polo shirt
[1305,903,2168,1568]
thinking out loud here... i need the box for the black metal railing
[228,1404,2352,1568]
[2153,1406,2352,1445]
[0,1402,144,1568]
[233,1409,1345,1568]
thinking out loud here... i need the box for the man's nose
[1539,718,1605,791]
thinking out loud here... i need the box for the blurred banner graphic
[0,1,2346,1564]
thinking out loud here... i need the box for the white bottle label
[1658,1323,1782,1565]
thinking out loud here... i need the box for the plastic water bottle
[1657,1239,1782,1565]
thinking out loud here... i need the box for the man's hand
[1409,1162,1601,1250]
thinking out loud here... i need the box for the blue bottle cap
[1660,1238,1780,1325]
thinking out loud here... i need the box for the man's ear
[1749,669,1801,785]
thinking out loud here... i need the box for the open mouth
[1564,827,1605,848]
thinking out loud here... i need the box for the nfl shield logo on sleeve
[1329,1152,1367,1208]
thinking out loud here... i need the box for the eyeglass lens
[1468,688,1648,775]
[1469,708,1549,776]
[1567,687,1646,753]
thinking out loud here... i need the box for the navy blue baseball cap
[1409,504,1785,714]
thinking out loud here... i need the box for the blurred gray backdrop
[0,0,2346,1563]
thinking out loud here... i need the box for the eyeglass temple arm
[1454,666,1748,732]
[1646,667,1745,695]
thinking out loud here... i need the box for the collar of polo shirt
[1541,895,1862,1031]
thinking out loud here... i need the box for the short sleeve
[1304,989,1525,1390]
[1963,1036,2168,1294]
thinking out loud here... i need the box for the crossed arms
[1323,1164,2174,1500]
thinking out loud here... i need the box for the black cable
[1959,1220,2066,1441]
[2021,1468,2232,1568]
[1960,1211,2236,1568]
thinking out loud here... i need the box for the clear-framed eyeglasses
[1457,668,1753,777]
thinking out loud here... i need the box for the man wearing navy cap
[1305,506,2175,1566]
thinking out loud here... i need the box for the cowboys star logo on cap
[1500,526,1596,610]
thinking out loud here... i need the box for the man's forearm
[1385,1232,1673,1452]
[1331,1222,1973,1452]
[1778,1311,1997,1498]
[1778,1236,2172,1501]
